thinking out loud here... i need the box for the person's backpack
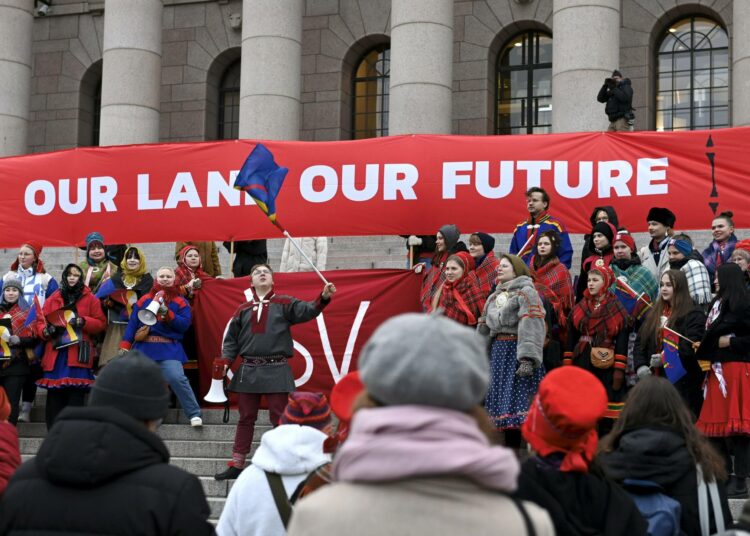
[622,479,682,536]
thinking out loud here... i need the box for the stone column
[552,0,620,132]
[239,0,303,140]
[0,1,33,156]
[99,0,162,146]
[389,0,454,134]
[734,0,750,126]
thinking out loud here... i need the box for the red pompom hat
[522,366,607,472]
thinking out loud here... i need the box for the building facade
[0,0,745,158]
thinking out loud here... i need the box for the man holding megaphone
[119,266,203,428]
[212,263,336,481]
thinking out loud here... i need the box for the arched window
[218,60,241,140]
[78,60,102,147]
[352,45,390,140]
[496,31,552,135]
[656,16,728,131]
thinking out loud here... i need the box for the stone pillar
[389,0,454,135]
[552,0,620,132]
[99,0,162,146]
[239,0,303,140]
[734,0,750,126]
[0,1,33,156]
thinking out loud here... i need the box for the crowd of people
[414,188,750,509]
[1,190,750,534]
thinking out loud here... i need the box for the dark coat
[597,78,633,122]
[696,300,750,364]
[516,455,647,536]
[600,426,732,536]
[634,307,707,417]
[0,406,214,536]
[223,240,268,277]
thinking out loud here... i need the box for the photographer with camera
[597,69,634,132]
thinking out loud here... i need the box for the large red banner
[192,269,421,401]
[1,128,747,247]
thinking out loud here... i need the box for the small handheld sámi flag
[235,143,288,230]
[661,327,687,384]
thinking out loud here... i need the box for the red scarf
[431,275,484,326]
[149,282,181,304]
[570,290,628,357]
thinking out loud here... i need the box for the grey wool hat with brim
[358,313,489,411]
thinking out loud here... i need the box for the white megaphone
[204,378,228,403]
[137,292,164,326]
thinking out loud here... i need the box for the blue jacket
[120,294,191,363]
[510,212,573,269]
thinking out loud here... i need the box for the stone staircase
[17,396,267,524]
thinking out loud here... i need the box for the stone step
[199,476,236,498]
[169,456,235,476]
[16,421,269,442]
[18,436,241,459]
[208,497,226,520]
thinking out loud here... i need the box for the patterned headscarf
[120,246,148,288]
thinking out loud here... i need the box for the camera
[605,77,616,88]
[35,1,50,16]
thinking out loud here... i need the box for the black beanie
[472,232,495,254]
[89,350,169,421]
[647,207,676,228]
[592,221,616,245]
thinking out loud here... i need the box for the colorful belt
[144,335,174,344]
[496,334,518,341]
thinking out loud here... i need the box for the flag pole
[618,278,653,309]
[283,230,329,285]
[517,229,537,259]
[664,325,696,345]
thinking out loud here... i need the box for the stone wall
[22,0,737,152]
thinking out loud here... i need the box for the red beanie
[522,367,607,472]
[0,386,10,421]
[736,239,750,254]
[279,392,332,430]
[614,231,636,253]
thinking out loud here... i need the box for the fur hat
[522,367,607,472]
[89,351,170,421]
[358,313,489,411]
[614,230,636,252]
[279,392,332,430]
[472,232,495,255]
[647,207,676,228]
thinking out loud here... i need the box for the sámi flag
[661,328,687,384]
[235,143,288,230]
